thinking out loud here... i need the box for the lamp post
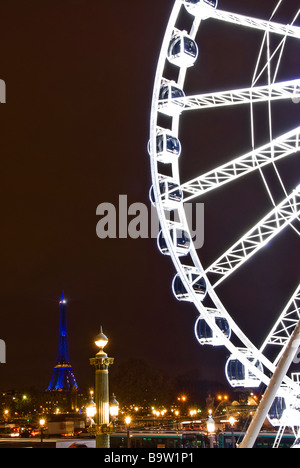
[39,419,46,447]
[189,409,197,429]
[207,412,215,449]
[229,417,236,448]
[90,326,114,448]
[125,416,132,448]
[174,410,180,430]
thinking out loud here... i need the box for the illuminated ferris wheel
[148,0,300,445]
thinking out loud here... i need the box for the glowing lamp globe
[95,326,108,355]
[86,403,96,419]
[207,415,215,433]
[110,394,119,418]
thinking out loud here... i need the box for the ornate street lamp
[110,393,119,424]
[39,418,46,447]
[86,392,96,427]
[207,412,215,449]
[90,326,114,448]
[229,416,237,448]
[125,416,132,448]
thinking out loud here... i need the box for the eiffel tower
[46,292,78,393]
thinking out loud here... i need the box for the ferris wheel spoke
[205,189,300,287]
[172,79,300,112]
[260,284,300,361]
[207,8,300,39]
[171,127,300,202]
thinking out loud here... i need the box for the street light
[94,327,109,353]
[39,418,46,447]
[110,393,119,426]
[125,416,132,448]
[90,326,114,448]
[229,417,237,449]
[189,409,197,429]
[86,392,96,427]
[207,415,215,433]
[174,410,180,430]
[220,417,238,448]
[207,413,215,449]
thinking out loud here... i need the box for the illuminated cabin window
[157,228,191,257]
[158,81,185,117]
[172,273,206,302]
[225,351,263,388]
[168,33,198,68]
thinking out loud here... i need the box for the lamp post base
[89,424,113,448]
[96,433,110,449]
[90,328,115,449]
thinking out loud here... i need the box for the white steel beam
[260,285,300,353]
[208,9,300,39]
[206,190,300,287]
[172,127,300,202]
[168,79,300,112]
[239,318,300,449]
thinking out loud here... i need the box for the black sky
[0,0,298,392]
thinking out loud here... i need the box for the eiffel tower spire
[46,292,78,392]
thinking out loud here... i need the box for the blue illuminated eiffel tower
[46,292,79,392]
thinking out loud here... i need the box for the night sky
[0,0,298,392]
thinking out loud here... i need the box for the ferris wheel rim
[149,0,300,393]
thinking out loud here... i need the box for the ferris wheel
[148,0,300,443]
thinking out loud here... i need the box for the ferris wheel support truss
[149,0,300,443]
[166,127,300,202]
[207,189,300,287]
[261,284,300,360]
[207,8,300,39]
[164,79,300,112]
[185,190,300,290]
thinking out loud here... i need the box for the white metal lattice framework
[206,190,300,287]
[149,0,300,442]
[261,285,300,360]
[161,79,300,112]
[175,127,300,201]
